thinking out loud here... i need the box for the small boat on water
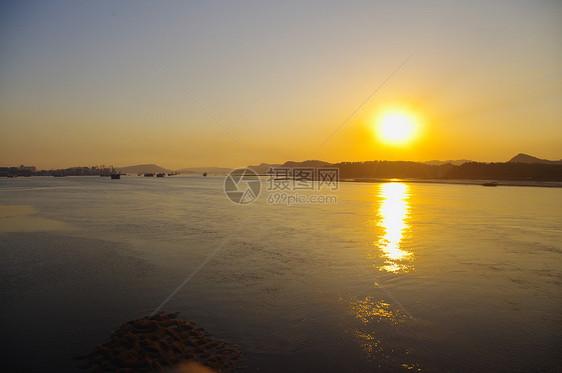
[108,167,122,179]
[203,172,208,177]
[482,181,498,187]
[156,173,166,177]
[144,173,155,177]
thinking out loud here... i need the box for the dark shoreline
[252,174,562,188]
[339,178,562,188]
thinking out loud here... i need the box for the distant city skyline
[1,1,561,169]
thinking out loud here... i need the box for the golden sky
[1,1,561,169]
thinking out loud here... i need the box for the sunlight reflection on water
[348,297,406,326]
[376,183,413,273]
[345,295,418,370]
[346,182,417,367]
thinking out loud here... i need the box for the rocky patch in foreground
[75,312,245,372]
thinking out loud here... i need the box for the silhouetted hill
[443,161,562,180]
[335,161,453,179]
[332,160,562,181]
[118,164,171,173]
[424,159,472,166]
[281,160,332,168]
[248,160,332,174]
[247,163,282,174]
[176,167,232,174]
[508,153,562,164]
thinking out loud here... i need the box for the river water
[0,175,560,372]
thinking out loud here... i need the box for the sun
[377,111,419,145]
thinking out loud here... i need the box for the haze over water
[1,175,560,372]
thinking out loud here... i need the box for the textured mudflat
[75,312,245,372]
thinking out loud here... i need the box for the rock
[76,312,244,372]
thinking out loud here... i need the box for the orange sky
[1,1,561,169]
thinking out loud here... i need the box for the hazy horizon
[4,152,562,172]
[5,154,562,170]
[1,1,561,169]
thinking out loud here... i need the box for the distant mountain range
[176,167,232,174]
[247,160,332,174]
[508,153,562,164]
[115,154,561,178]
[246,163,282,174]
[423,154,562,166]
[118,160,334,175]
[117,164,171,174]
[116,164,232,174]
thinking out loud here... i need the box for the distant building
[19,165,37,173]
[0,165,37,176]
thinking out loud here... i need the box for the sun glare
[377,111,418,145]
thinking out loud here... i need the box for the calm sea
[0,175,560,372]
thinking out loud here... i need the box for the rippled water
[0,175,560,372]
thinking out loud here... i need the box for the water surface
[0,175,560,372]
